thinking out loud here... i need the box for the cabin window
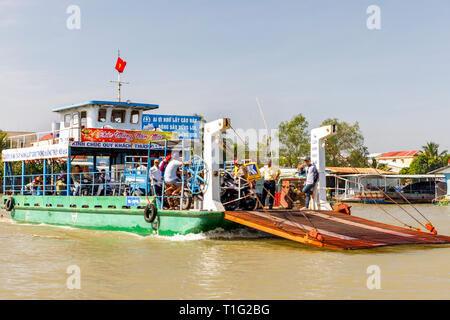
[80,111,87,127]
[64,114,71,127]
[98,109,107,122]
[73,112,79,126]
[130,110,139,124]
[111,109,126,123]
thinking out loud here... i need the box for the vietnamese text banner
[142,114,200,140]
[71,141,166,150]
[2,144,69,162]
[81,128,176,144]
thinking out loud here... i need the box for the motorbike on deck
[220,170,260,211]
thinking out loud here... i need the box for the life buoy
[5,197,14,211]
[144,203,157,223]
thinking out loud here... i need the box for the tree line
[277,113,448,174]
[278,115,369,168]
[0,118,448,179]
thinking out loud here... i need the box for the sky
[0,0,449,153]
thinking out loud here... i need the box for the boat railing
[2,166,195,210]
[7,127,78,149]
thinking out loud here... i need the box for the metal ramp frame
[224,209,450,250]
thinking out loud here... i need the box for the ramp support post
[310,125,337,210]
[203,118,231,211]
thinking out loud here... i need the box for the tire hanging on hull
[5,197,14,211]
[144,203,157,223]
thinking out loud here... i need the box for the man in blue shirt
[297,157,319,210]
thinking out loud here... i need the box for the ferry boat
[1,99,238,236]
[2,102,450,250]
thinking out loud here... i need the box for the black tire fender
[144,203,157,223]
[5,197,14,211]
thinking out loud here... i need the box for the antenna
[256,97,272,159]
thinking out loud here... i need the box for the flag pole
[118,72,121,102]
[110,49,129,102]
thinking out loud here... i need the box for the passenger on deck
[31,176,43,196]
[159,154,172,178]
[234,160,248,185]
[260,160,281,210]
[297,157,319,210]
[95,170,109,196]
[71,165,82,196]
[150,159,163,196]
[135,158,147,174]
[164,156,185,209]
[55,174,67,196]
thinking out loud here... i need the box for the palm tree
[422,142,447,159]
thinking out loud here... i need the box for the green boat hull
[1,195,238,236]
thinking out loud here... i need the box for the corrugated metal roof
[377,150,421,158]
[340,174,445,179]
[326,167,394,175]
[428,165,450,174]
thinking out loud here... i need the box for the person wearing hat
[159,154,172,178]
[233,160,249,185]
[150,159,163,196]
[56,174,67,196]
[297,157,318,210]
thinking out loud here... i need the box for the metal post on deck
[161,140,168,208]
[67,148,71,196]
[43,159,47,196]
[21,161,25,195]
[108,155,112,181]
[146,142,151,196]
[3,162,6,194]
[93,155,97,173]
[10,163,15,195]
[180,139,185,210]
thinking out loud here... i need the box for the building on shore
[375,150,422,173]
[428,164,450,200]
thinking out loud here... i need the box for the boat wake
[154,228,271,242]
[0,216,271,241]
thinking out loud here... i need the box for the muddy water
[0,204,449,299]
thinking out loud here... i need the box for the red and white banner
[81,128,175,144]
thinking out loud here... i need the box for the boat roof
[340,173,445,179]
[52,100,159,112]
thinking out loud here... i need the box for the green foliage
[422,141,447,159]
[400,142,448,174]
[376,163,389,171]
[278,114,310,167]
[0,130,7,180]
[320,118,368,168]
[347,147,369,168]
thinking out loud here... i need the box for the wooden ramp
[224,209,450,250]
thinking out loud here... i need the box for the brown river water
[0,204,449,299]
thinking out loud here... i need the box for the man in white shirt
[260,159,280,210]
[164,157,184,209]
[150,159,163,196]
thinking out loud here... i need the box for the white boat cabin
[52,100,159,144]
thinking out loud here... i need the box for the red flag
[115,57,127,73]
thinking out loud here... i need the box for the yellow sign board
[244,162,262,182]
